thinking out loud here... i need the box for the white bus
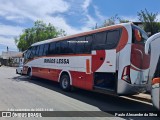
[22,23,150,95]
[145,32,160,110]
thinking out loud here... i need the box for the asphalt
[0,66,159,120]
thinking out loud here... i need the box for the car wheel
[27,69,32,80]
[60,74,71,91]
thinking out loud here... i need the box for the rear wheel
[60,74,71,91]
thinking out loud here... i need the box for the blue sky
[0,0,160,54]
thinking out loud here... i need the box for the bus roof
[31,23,132,47]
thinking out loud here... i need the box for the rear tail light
[122,65,131,84]
[152,78,160,85]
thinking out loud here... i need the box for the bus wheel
[27,69,32,80]
[60,74,71,91]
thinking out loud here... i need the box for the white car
[16,64,23,74]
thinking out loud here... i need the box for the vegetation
[137,9,160,36]
[93,14,130,29]
[15,20,66,51]
[93,9,160,36]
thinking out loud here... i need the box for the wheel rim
[62,78,68,89]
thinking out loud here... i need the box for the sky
[0,0,160,54]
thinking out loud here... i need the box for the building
[0,51,23,66]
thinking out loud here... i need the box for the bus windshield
[132,25,148,44]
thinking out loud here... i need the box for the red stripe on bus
[116,26,128,53]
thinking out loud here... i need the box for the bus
[145,32,160,110]
[22,23,150,95]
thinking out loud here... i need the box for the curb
[130,93,152,103]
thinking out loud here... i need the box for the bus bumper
[117,80,147,95]
[151,84,160,110]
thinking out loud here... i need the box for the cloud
[0,0,93,35]
[0,24,23,36]
[82,0,92,12]
[156,14,160,22]
[0,0,108,54]
[0,0,69,21]
[0,36,17,51]
[0,23,23,53]
[81,0,97,28]
[119,16,139,22]
[93,5,106,22]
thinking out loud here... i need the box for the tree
[137,9,160,36]
[103,14,119,27]
[118,18,130,23]
[92,15,130,29]
[15,20,66,51]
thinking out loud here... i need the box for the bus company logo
[44,58,69,64]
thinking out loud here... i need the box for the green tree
[15,20,66,51]
[118,18,130,23]
[93,15,130,29]
[137,9,160,36]
[103,14,119,27]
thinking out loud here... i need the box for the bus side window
[92,32,107,50]
[35,45,40,57]
[30,46,36,59]
[76,36,85,53]
[68,38,76,54]
[55,42,61,54]
[38,44,44,56]
[24,47,32,60]
[85,35,93,53]
[43,44,49,56]
[106,30,120,49]
[61,40,69,54]
[49,42,56,55]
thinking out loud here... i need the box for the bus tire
[27,68,32,80]
[60,74,71,91]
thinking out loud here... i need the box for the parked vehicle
[145,32,160,110]
[16,64,23,74]
[22,23,150,95]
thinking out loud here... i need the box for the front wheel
[27,69,32,80]
[60,74,71,91]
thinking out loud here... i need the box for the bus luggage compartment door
[91,49,116,73]
[92,49,117,91]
